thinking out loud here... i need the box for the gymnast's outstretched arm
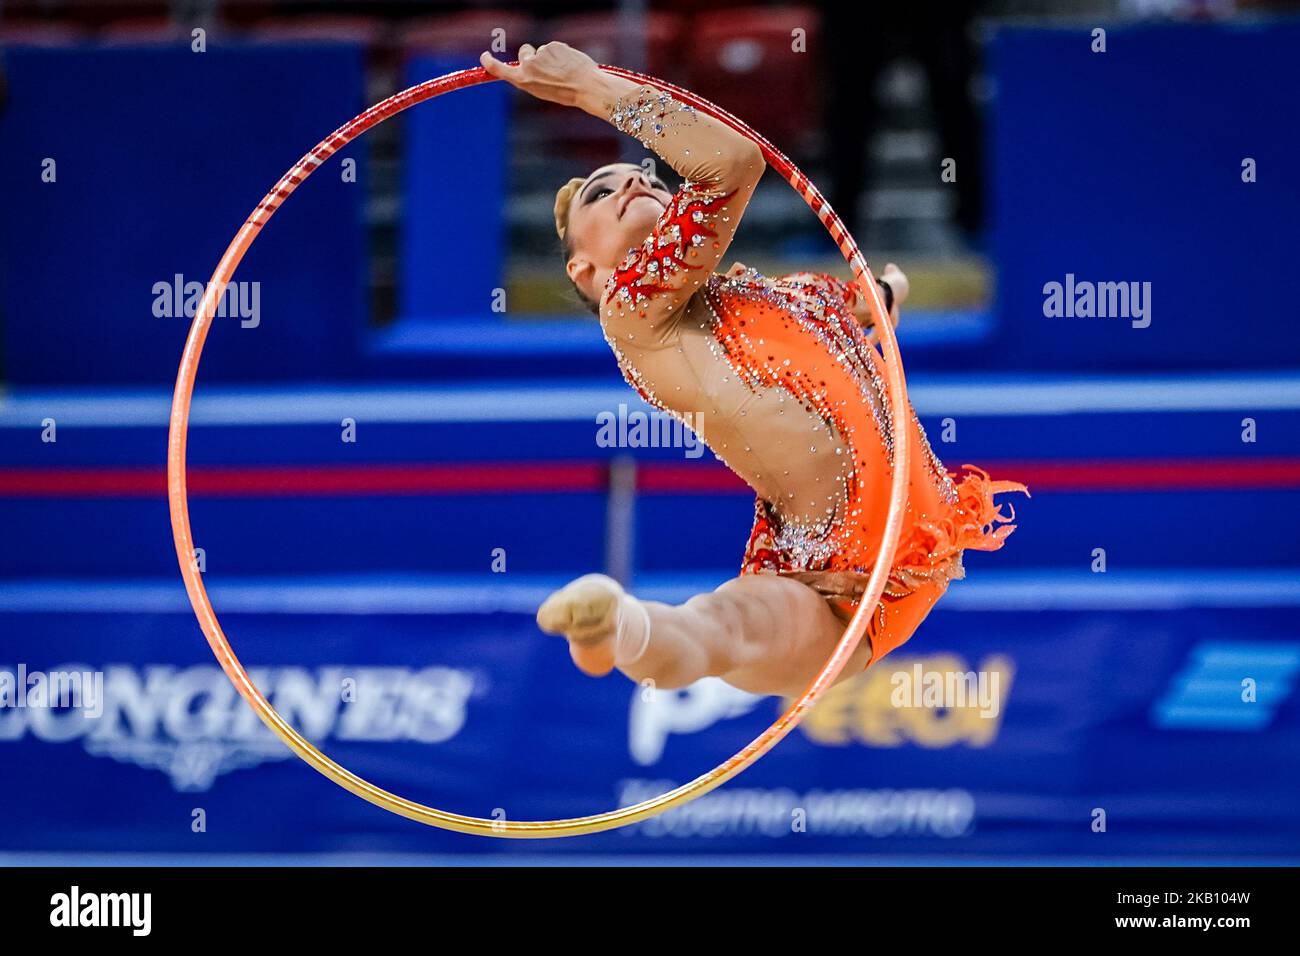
[482,42,765,321]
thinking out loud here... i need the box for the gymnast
[480,43,1026,699]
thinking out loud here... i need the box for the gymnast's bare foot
[536,573,625,676]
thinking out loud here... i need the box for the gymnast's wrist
[876,278,894,315]
[579,72,641,120]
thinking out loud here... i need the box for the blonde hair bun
[554,176,586,241]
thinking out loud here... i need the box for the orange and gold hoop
[166,65,913,837]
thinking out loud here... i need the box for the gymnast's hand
[480,42,617,111]
[859,262,909,346]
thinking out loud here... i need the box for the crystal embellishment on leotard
[610,87,698,148]
[603,186,735,311]
[705,268,896,466]
[772,512,840,569]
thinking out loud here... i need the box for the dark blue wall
[398,56,509,321]
[0,44,367,384]
[989,21,1300,371]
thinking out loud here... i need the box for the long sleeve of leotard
[598,84,765,320]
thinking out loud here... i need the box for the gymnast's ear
[566,255,596,299]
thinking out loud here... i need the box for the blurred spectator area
[14,0,1292,336]
[0,0,998,323]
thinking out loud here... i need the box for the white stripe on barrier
[3,374,1300,428]
[0,570,1296,614]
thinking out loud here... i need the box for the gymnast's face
[564,163,673,306]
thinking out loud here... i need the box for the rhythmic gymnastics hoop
[167,64,913,838]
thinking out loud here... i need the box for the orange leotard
[596,85,1026,667]
[708,268,1027,665]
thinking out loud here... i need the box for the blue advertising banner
[2,576,1296,859]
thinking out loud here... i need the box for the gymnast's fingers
[517,43,537,61]
[479,51,520,81]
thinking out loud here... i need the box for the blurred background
[1,0,1298,864]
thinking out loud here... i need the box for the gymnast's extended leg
[536,574,871,699]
